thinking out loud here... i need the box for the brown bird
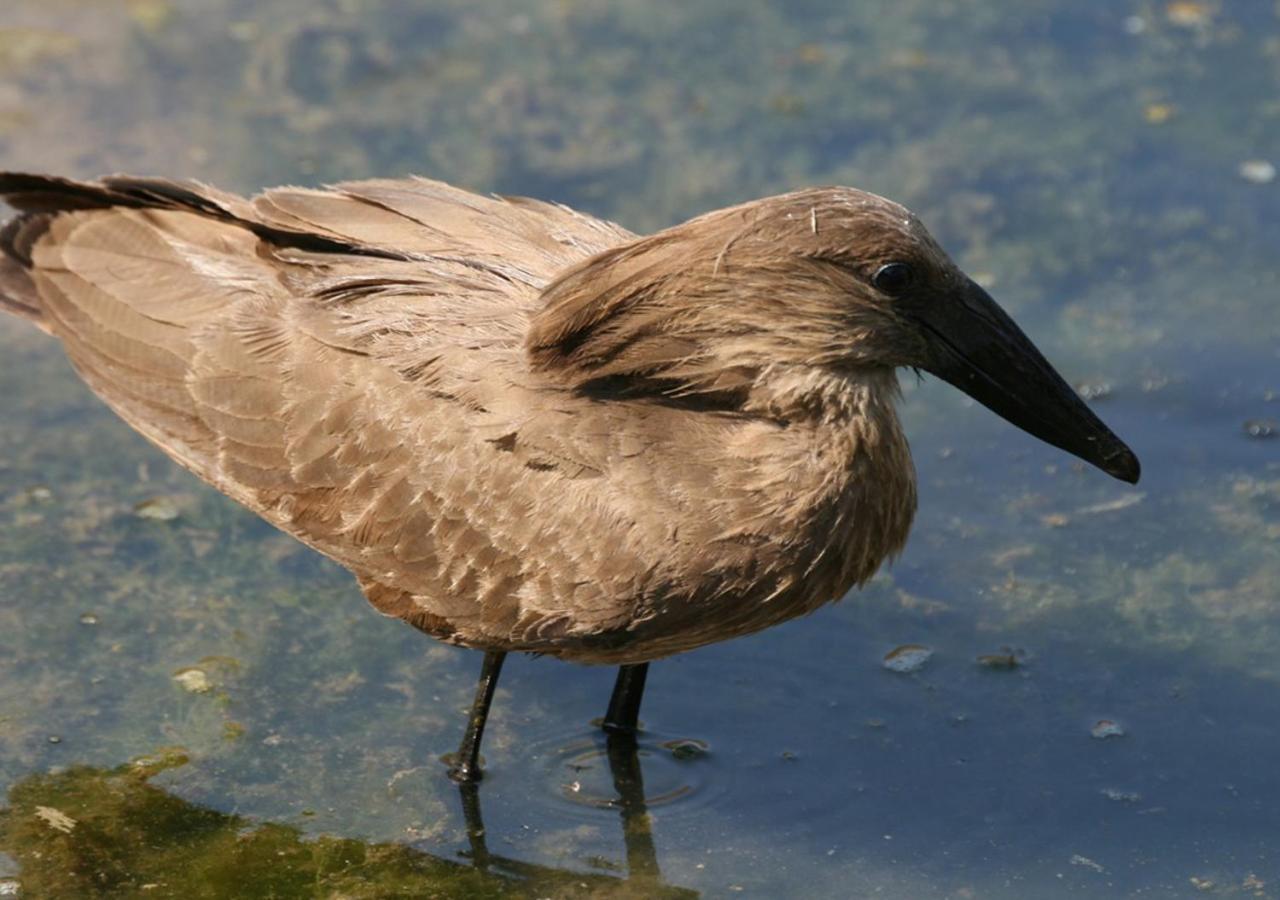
[0,173,1139,781]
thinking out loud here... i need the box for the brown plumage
[0,172,1138,778]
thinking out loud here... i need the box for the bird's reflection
[455,730,692,896]
[0,741,696,897]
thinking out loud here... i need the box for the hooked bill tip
[1104,446,1141,485]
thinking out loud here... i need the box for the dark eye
[872,262,915,294]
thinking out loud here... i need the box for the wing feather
[1,172,658,653]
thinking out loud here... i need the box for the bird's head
[527,187,1139,484]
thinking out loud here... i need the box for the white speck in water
[1122,15,1146,35]
[34,806,76,834]
[1101,787,1142,803]
[882,644,933,673]
[1071,854,1105,873]
[1076,493,1145,516]
[1239,160,1276,185]
[78,612,99,626]
[1074,380,1113,401]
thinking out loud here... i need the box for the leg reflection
[451,729,695,896]
[457,779,491,872]
[605,728,660,883]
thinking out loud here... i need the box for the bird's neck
[739,364,918,592]
[741,363,900,431]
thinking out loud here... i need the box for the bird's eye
[872,262,915,294]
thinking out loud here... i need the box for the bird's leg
[448,650,506,783]
[602,662,649,734]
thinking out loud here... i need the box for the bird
[0,172,1139,782]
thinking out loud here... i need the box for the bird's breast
[554,402,918,663]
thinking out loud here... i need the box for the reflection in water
[0,742,695,898]
[456,731,690,896]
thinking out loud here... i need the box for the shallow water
[0,1,1277,897]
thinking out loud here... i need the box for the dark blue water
[1,2,1277,896]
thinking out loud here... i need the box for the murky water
[0,2,1277,897]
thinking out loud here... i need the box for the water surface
[0,2,1277,897]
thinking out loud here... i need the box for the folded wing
[0,173,644,648]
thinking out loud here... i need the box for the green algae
[0,753,693,898]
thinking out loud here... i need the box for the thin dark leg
[448,650,506,783]
[603,662,649,734]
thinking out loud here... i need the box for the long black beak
[916,277,1140,484]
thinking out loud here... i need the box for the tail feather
[0,213,49,332]
[0,172,122,214]
[0,172,233,334]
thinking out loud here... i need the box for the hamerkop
[0,173,1139,780]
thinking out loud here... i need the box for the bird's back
[0,175,915,664]
[0,175,670,649]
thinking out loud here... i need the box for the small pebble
[1166,2,1211,28]
[173,667,211,693]
[1091,719,1126,739]
[1243,419,1276,439]
[977,652,1019,670]
[1239,159,1276,185]
[663,738,708,761]
[1074,380,1113,402]
[47,735,62,744]
[78,612,99,626]
[134,497,180,521]
[882,644,933,673]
